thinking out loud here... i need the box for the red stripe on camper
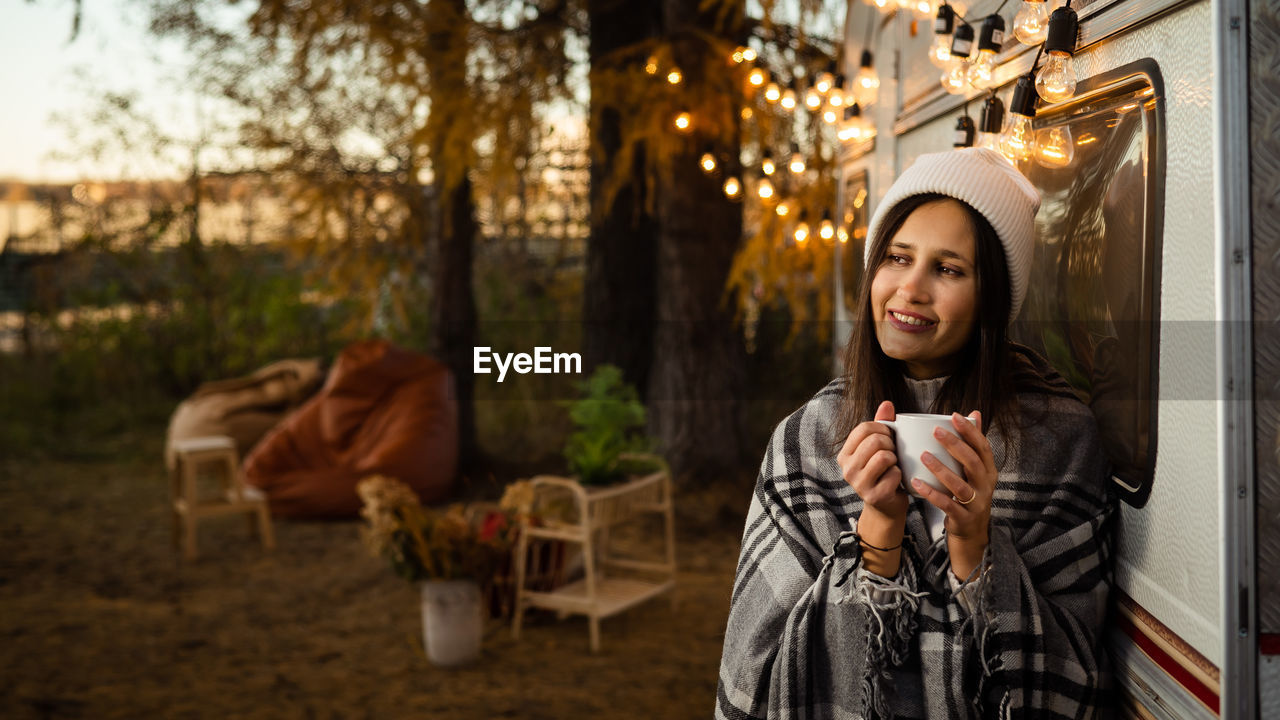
[1116,609,1220,715]
[1261,634,1280,656]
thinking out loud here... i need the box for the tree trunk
[425,0,479,472]
[584,0,661,397]
[650,0,749,480]
[432,176,479,472]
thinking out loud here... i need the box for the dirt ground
[0,428,756,719]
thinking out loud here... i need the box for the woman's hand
[837,401,909,576]
[909,411,996,581]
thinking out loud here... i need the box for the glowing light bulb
[1034,125,1075,168]
[855,51,880,106]
[1000,114,1035,162]
[1013,0,1050,46]
[805,87,823,110]
[815,71,835,94]
[789,147,806,174]
[673,112,692,131]
[757,176,775,199]
[780,87,797,110]
[645,56,659,75]
[1035,54,1077,103]
[837,226,850,243]
[765,82,781,103]
[794,220,810,244]
[829,79,845,107]
[822,106,838,124]
[748,68,766,86]
[741,107,753,120]
[929,34,953,68]
[742,47,757,62]
[776,201,790,217]
[723,176,741,198]
[941,59,969,94]
[732,48,745,64]
[761,152,776,176]
[819,212,835,241]
[700,152,717,174]
[667,68,682,84]
[966,52,996,89]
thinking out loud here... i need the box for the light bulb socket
[950,23,975,59]
[763,148,774,162]
[827,58,839,74]
[977,14,1006,53]
[790,142,802,154]
[844,103,863,120]
[979,94,1006,133]
[934,4,955,34]
[954,115,976,147]
[835,73,846,89]
[860,50,874,69]
[1044,6,1079,56]
[1011,74,1038,118]
[821,209,832,222]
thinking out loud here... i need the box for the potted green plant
[356,475,512,666]
[563,364,658,485]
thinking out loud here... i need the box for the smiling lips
[887,309,937,333]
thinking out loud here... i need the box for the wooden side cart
[510,455,676,652]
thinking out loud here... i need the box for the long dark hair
[831,193,1017,450]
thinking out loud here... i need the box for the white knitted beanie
[863,147,1040,322]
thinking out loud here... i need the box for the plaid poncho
[716,358,1114,720]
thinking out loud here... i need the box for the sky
[1,0,198,183]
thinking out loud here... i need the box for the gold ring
[955,488,977,505]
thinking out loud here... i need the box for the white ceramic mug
[880,413,976,497]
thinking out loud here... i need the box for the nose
[895,265,930,304]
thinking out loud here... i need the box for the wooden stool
[170,435,275,561]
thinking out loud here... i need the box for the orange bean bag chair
[243,339,459,518]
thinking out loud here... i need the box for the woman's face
[870,198,980,379]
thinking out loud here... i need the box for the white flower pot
[419,579,482,666]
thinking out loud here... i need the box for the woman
[715,148,1114,719]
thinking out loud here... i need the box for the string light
[761,150,776,176]
[1034,125,1075,168]
[776,200,790,217]
[855,50,880,106]
[673,111,692,132]
[700,146,718,174]
[805,84,823,110]
[748,67,767,87]
[1000,74,1038,162]
[819,210,835,241]
[942,21,973,94]
[757,174,775,199]
[966,15,1005,90]
[838,103,870,142]
[780,81,798,110]
[829,75,846,106]
[1013,0,1050,46]
[765,82,781,103]
[788,143,806,174]
[741,106,754,120]
[1036,5,1079,103]
[645,56,659,75]
[929,4,955,69]
[976,94,1006,153]
[837,225,850,243]
[954,114,975,147]
[794,211,810,244]
[815,61,837,94]
[723,176,742,198]
[742,47,757,62]
[822,103,839,124]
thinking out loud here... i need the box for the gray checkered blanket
[715,359,1114,719]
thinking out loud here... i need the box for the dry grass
[0,427,753,719]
